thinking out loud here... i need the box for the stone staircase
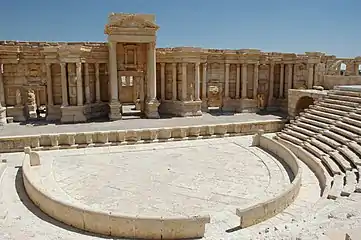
[276,89,361,200]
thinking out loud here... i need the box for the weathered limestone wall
[322,75,361,90]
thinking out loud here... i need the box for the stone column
[195,62,200,101]
[354,63,359,76]
[76,62,83,106]
[253,63,259,99]
[202,63,207,100]
[172,63,177,101]
[0,64,5,106]
[279,63,284,98]
[287,64,293,91]
[268,63,275,105]
[95,63,101,103]
[84,63,91,104]
[307,63,314,89]
[225,63,230,98]
[46,63,53,105]
[181,63,188,101]
[241,63,248,99]
[236,64,240,99]
[60,63,68,106]
[108,41,118,103]
[160,63,166,101]
[145,42,159,118]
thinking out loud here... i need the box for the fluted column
[147,42,157,101]
[46,63,53,105]
[224,63,230,98]
[160,63,166,101]
[202,63,207,100]
[236,64,240,99]
[172,63,177,101]
[287,64,293,91]
[76,62,83,106]
[60,63,68,106]
[279,63,284,98]
[108,41,118,102]
[84,63,91,104]
[181,63,187,101]
[0,64,4,106]
[307,64,314,89]
[95,63,101,103]
[268,63,275,105]
[253,63,259,99]
[241,63,248,99]
[195,62,200,101]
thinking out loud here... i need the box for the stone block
[29,151,40,166]
[157,128,172,141]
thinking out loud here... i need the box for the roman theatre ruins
[0,13,361,240]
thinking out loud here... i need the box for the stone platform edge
[0,119,285,153]
[22,151,210,239]
[236,132,302,228]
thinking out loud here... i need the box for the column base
[60,105,87,123]
[46,105,61,121]
[108,101,122,121]
[159,100,202,117]
[84,102,109,120]
[144,99,160,119]
[6,106,26,122]
[0,107,7,126]
[201,99,208,112]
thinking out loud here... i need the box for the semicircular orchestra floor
[45,136,292,225]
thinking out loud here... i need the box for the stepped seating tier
[277,88,361,200]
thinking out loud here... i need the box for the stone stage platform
[0,112,285,137]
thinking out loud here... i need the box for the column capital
[160,62,166,67]
[60,62,66,67]
[76,62,82,68]
[148,42,156,49]
[225,63,230,67]
[203,63,207,68]
[195,62,200,67]
[182,62,188,67]
[172,62,177,67]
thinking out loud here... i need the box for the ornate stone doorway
[207,80,223,110]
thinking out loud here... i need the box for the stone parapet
[0,119,285,153]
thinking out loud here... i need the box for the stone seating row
[0,120,285,153]
[328,93,361,104]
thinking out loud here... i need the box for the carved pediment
[105,13,159,34]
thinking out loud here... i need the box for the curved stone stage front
[23,136,293,239]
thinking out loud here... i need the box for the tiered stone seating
[277,88,361,200]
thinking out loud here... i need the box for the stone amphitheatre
[1,13,361,240]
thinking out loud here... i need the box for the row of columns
[49,62,102,107]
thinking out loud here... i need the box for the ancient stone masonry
[0,13,360,124]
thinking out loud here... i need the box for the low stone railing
[22,149,210,239]
[236,131,302,228]
[1,119,285,153]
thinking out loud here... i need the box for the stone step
[323,98,360,108]
[308,138,334,153]
[335,121,361,135]
[315,134,342,149]
[329,151,353,171]
[294,121,324,133]
[328,94,361,104]
[303,141,327,159]
[349,112,361,121]
[321,155,342,175]
[328,174,344,200]
[329,90,361,97]
[289,124,317,137]
[329,126,359,140]
[337,146,361,166]
[323,130,352,144]
[342,117,361,129]
[276,132,303,145]
[299,116,331,129]
[283,129,309,141]
[312,105,349,117]
[303,112,336,124]
[341,170,357,196]
[347,141,361,158]
[306,109,342,120]
[319,101,356,112]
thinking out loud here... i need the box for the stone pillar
[46,63,53,106]
[95,63,101,103]
[76,62,83,106]
[60,63,68,106]
[241,63,248,99]
[181,63,188,101]
[84,63,91,104]
[202,63,207,99]
[253,63,259,99]
[144,42,159,119]
[160,63,166,101]
[354,63,359,76]
[287,64,293,91]
[108,41,118,103]
[0,64,5,106]
[224,63,230,98]
[195,62,200,101]
[172,63,177,101]
[279,63,284,98]
[307,64,314,89]
[236,64,240,98]
[268,63,275,105]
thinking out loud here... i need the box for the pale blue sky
[0,0,360,57]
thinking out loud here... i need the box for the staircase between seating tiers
[275,88,361,200]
